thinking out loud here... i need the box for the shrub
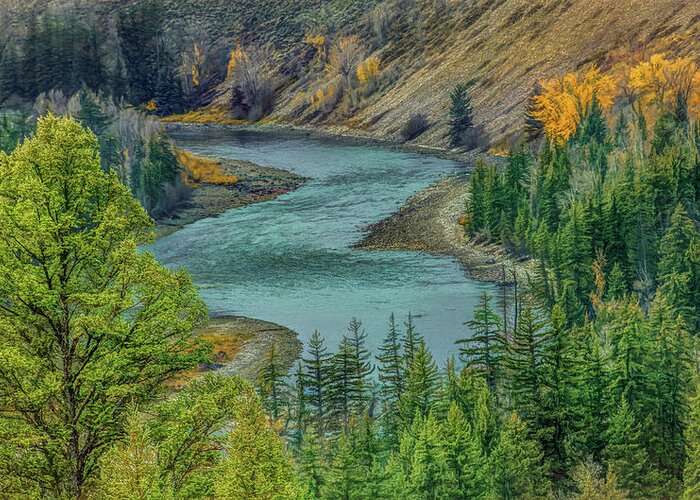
[401,113,429,141]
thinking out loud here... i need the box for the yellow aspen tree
[532,66,618,144]
[357,56,380,86]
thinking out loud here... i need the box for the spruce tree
[683,383,700,499]
[377,313,406,440]
[506,305,546,424]
[258,344,290,421]
[442,403,485,497]
[449,82,474,147]
[489,413,550,499]
[402,312,424,371]
[604,399,650,498]
[406,413,455,499]
[457,292,504,393]
[302,330,332,433]
[400,341,441,423]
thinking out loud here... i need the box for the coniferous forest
[1,1,700,499]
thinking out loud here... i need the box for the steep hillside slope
[272,0,700,147]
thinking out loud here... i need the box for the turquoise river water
[152,127,494,362]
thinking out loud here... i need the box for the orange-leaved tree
[628,53,700,115]
[532,66,618,144]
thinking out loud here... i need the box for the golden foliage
[357,56,380,86]
[227,47,248,81]
[628,53,700,113]
[327,36,364,85]
[144,99,157,112]
[190,43,205,87]
[305,34,327,59]
[177,149,238,186]
[532,66,617,144]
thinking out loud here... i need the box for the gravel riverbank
[355,174,532,284]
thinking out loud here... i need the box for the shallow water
[151,127,494,363]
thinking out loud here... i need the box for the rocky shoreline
[355,174,532,284]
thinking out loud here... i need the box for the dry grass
[176,149,238,186]
[264,0,700,148]
[163,108,247,126]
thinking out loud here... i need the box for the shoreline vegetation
[355,174,532,284]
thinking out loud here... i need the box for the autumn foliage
[628,53,700,113]
[531,66,617,144]
[357,56,380,86]
[532,54,700,145]
[177,149,238,186]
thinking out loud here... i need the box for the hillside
[202,0,700,149]
[3,0,699,149]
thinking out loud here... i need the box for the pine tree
[402,312,423,371]
[406,413,455,499]
[322,429,365,500]
[302,331,332,433]
[377,313,406,440]
[457,292,504,393]
[215,391,299,499]
[604,399,650,498]
[442,403,485,497]
[506,306,546,424]
[400,341,441,423]
[449,82,474,147]
[258,344,290,421]
[539,303,580,476]
[489,413,550,499]
[647,293,692,478]
[683,383,700,499]
[299,428,326,498]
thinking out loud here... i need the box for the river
[151,127,495,363]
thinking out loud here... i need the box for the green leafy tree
[0,115,208,498]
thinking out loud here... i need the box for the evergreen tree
[683,382,700,499]
[406,413,455,499]
[449,82,474,147]
[215,391,299,499]
[442,403,485,497]
[506,306,546,424]
[400,341,441,423]
[302,331,332,434]
[378,313,406,439]
[299,428,326,498]
[258,344,290,421]
[489,413,550,499]
[402,312,424,371]
[457,292,504,393]
[604,399,650,498]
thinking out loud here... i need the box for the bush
[401,113,429,141]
